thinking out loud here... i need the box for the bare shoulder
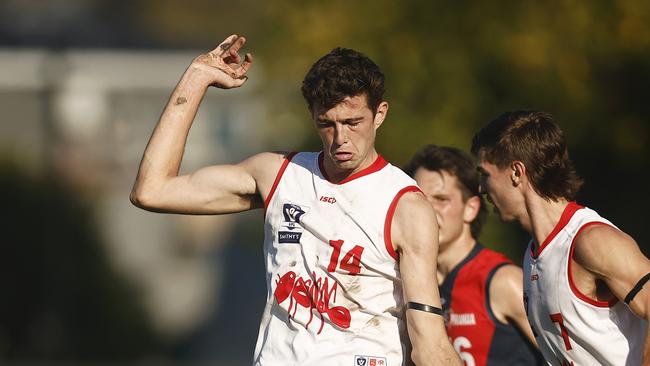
[490,264,523,296]
[392,190,438,252]
[489,264,526,323]
[240,151,289,180]
[573,224,640,275]
[393,190,436,229]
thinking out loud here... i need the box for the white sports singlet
[523,202,647,366]
[253,152,418,366]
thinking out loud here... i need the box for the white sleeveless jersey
[253,152,419,366]
[523,202,647,366]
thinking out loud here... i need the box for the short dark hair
[405,145,486,239]
[471,110,583,201]
[301,47,385,113]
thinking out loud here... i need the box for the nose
[333,123,347,146]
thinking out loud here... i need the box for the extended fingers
[227,36,247,54]
[208,34,239,56]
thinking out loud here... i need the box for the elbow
[130,186,158,210]
[129,189,147,209]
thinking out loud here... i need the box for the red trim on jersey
[383,186,422,261]
[532,201,584,258]
[318,152,389,184]
[264,152,297,209]
[567,221,619,308]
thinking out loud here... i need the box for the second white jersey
[523,202,646,366]
[253,152,418,366]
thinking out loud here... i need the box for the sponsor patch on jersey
[278,202,309,243]
[354,355,386,366]
[449,312,476,326]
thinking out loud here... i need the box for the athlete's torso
[441,244,541,366]
[523,202,646,365]
[254,152,418,366]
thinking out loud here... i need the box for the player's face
[415,169,474,248]
[313,95,387,180]
[477,160,521,222]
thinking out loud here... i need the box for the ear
[510,160,526,187]
[463,195,481,223]
[373,101,389,129]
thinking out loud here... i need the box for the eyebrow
[316,117,364,123]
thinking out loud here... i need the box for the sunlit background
[2,0,649,365]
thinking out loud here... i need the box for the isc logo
[320,196,336,204]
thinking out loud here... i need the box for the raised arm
[130,35,283,214]
[573,225,650,365]
[489,264,538,347]
[391,191,462,366]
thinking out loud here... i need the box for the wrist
[183,63,214,89]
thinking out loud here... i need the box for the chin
[333,159,358,170]
[496,211,516,223]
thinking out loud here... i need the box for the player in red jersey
[130,34,460,365]
[405,145,542,365]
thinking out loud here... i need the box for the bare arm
[130,35,283,214]
[392,191,462,366]
[489,264,538,347]
[573,225,650,365]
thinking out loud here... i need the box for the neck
[437,230,476,282]
[322,149,378,183]
[523,194,569,250]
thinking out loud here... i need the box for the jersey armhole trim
[535,201,583,258]
[264,152,297,210]
[568,221,619,308]
[485,262,515,327]
[383,185,422,261]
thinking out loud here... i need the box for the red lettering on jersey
[319,196,336,204]
[274,270,351,334]
[531,273,539,281]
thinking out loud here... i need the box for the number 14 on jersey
[328,239,365,275]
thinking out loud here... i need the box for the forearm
[132,66,210,199]
[406,311,461,365]
[393,193,461,365]
[404,281,460,365]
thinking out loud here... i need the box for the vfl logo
[354,355,386,366]
[283,203,307,223]
[278,203,309,244]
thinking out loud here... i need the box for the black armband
[624,273,650,305]
[406,301,443,316]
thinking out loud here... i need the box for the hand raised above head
[192,34,254,89]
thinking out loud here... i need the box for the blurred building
[0,48,273,364]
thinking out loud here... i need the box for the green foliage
[251,0,650,255]
[123,0,650,255]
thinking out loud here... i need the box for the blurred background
[1,0,649,365]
